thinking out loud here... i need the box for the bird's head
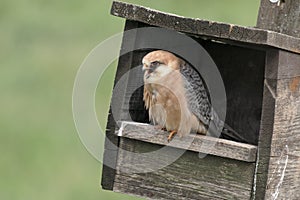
[142,50,182,83]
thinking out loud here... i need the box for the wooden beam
[257,0,300,38]
[252,77,277,199]
[265,49,300,79]
[116,121,257,162]
[111,0,300,54]
[256,1,300,198]
[264,76,300,199]
[253,49,300,199]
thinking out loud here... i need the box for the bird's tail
[221,123,248,143]
[207,108,248,143]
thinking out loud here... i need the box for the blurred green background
[0,0,260,199]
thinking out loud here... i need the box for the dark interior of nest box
[120,24,266,145]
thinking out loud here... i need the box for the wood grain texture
[265,49,300,79]
[101,20,140,190]
[257,1,300,198]
[252,48,300,199]
[252,50,300,199]
[111,1,300,54]
[114,138,256,200]
[264,77,300,200]
[252,78,277,199]
[117,121,257,162]
[257,0,300,38]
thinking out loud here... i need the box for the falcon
[142,50,245,142]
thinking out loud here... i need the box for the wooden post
[255,1,300,199]
[257,0,300,38]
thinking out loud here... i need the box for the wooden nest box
[102,1,300,199]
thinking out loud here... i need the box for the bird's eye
[151,61,161,68]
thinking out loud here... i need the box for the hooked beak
[144,69,153,79]
[142,65,153,79]
[142,65,148,71]
[142,65,154,73]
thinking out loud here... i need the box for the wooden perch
[116,121,257,162]
[112,121,257,199]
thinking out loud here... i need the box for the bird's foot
[167,130,177,142]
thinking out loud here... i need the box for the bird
[142,50,247,142]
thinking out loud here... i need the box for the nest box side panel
[101,20,140,190]
[253,50,300,199]
[259,50,300,199]
[256,1,300,198]
[253,77,277,199]
[113,138,256,200]
[265,77,300,199]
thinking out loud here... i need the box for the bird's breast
[147,84,182,130]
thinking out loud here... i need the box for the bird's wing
[180,62,249,143]
[180,62,211,125]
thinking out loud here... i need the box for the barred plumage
[180,62,226,137]
[180,62,211,126]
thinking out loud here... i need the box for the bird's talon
[167,130,177,142]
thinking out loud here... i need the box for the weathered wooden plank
[113,138,256,200]
[253,66,300,200]
[101,20,140,190]
[252,52,300,199]
[265,49,300,79]
[101,147,118,190]
[256,1,300,197]
[252,78,277,199]
[257,0,300,38]
[264,77,300,199]
[111,1,300,54]
[117,121,257,162]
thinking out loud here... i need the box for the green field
[0,0,260,199]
